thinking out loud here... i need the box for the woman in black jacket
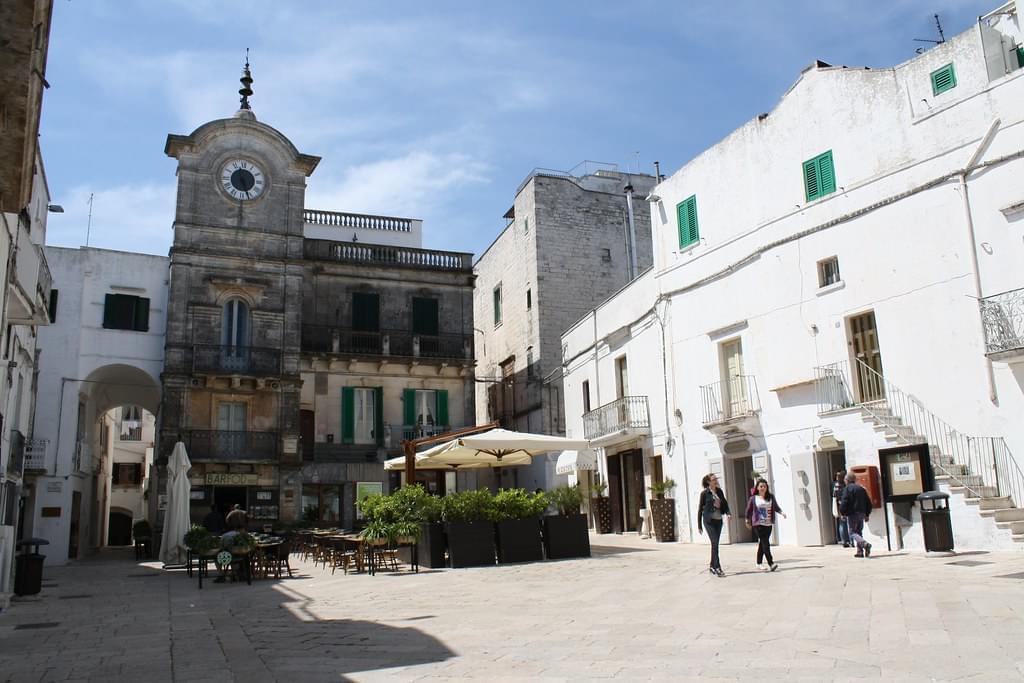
[696,473,730,576]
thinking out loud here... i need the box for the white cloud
[46,182,176,256]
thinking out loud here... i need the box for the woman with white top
[744,478,787,572]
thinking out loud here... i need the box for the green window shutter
[436,390,449,427]
[103,294,116,328]
[930,63,956,96]
[1017,46,1024,69]
[402,388,416,426]
[134,297,150,332]
[341,387,355,444]
[804,151,835,201]
[676,195,699,248]
[374,387,384,446]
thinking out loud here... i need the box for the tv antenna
[914,14,945,53]
[85,192,94,246]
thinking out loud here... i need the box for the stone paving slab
[0,536,1022,681]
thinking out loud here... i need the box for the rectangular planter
[543,513,591,560]
[495,518,544,563]
[649,498,676,542]
[397,522,446,568]
[593,497,613,534]
[446,520,496,568]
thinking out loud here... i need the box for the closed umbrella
[159,441,192,566]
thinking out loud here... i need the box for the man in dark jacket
[839,472,873,557]
[201,504,225,534]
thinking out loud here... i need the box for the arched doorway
[108,508,133,546]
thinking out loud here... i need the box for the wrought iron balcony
[980,287,1024,360]
[23,438,49,473]
[182,430,280,462]
[192,345,281,375]
[699,376,761,428]
[301,325,472,361]
[583,396,650,441]
[304,238,472,272]
[6,430,25,476]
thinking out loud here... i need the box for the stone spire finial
[238,49,254,111]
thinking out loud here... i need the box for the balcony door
[720,339,746,418]
[353,388,377,445]
[351,292,380,353]
[217,402,247,457]
[221,299,250,371]
[849,312,884,402]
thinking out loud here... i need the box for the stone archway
[107,507,134,546]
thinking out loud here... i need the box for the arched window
[222,299,249,349]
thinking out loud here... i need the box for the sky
[39,0,997,259]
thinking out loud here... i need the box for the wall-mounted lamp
[47,204,64,213]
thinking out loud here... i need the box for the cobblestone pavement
[1,535,1023,682]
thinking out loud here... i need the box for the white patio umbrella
[159,441,192,566]
[417,428,590,469]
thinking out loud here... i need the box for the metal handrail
[699,375,761,426]
[583,396,650,440]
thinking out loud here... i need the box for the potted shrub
[648,478,676,542]
[184,524,219,556]
[392,484,446,568]
[492,489,547,563]
[591,480,613,534]
[543,485,590,559]
[442,489,496,568]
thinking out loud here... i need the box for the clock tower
[159,59,320,524]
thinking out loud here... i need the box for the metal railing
[119,426,143,442]
[304,239,472,271]
[980,287,1024,358]
[699,376,761,427]
[396,424,449,444]
[303,209,412,232]
[182,430,280,461]
[6,430,25,476]
[815,358,1024,506]
[37,250,52,309]
[23,438,48,472]
[192,345,281,375]
[583,396,650,440]
[301,325,472,360]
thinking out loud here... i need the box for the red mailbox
[849,465,882,509]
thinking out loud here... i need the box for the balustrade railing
[583,396,650,440]
[303,209,412,232]
[699,376,761,426]
[304,239,472,271]
[192,344,281,375]
[980,286,1024,358]
[301,325,471,360]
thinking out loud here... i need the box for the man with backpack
[839,471,873,558]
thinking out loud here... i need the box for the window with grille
[817,256,841,288]
[930,63,956,96]
[803,151,836,202]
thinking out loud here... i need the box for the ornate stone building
[159,65,474,530]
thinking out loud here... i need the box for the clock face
[219,159,265,201]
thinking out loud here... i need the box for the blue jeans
[703,516,723,569]
[836,517,850,545]
[847,513,867,550]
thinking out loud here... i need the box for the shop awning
[555,448,598,475]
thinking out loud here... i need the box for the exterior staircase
[816,360,1024,546]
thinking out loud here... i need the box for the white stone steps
[996,520,1024,534]
[979,496,1013,510]
[949,485,998,498]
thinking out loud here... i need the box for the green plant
[492,488,548,522]
[548,485,583,516]
[184,525,218,554]
[592,480,608,498]
[360,519,396,543]
[132,519,152,540]
[441,489,495,523]
[391,484,443,524]
[223,531,256,554]
[648,478,677,499]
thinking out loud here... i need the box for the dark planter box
[495,518,544,563]
[649,498,676,542]
[593,497,613,534]
[397,522,446,568]
[543,513,591,559]
[446,520,496,568]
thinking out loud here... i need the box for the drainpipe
[961,118,1000,405]
[657,296,693,541]
[624,184,638,281]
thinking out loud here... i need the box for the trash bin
[917,491,953,552]
[14,537,49,596]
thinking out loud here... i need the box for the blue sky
[40,0,993,258]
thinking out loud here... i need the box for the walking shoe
[854,551,864,558]
[769,563,779,572]
[709,567,717,576]
[715,568,725,577]
[864,542,872,558]
[843,543,850,548]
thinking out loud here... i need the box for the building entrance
[212,486,249,517]
[607,449,644,533]
[728,455,755,543]
[817,449,847,544]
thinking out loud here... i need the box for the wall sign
[205,473,259,486]
[879,444,933,502]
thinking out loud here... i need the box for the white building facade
[25,247,167,565]
[562,5,1024,551]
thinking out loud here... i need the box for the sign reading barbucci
[205,473,259,486]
